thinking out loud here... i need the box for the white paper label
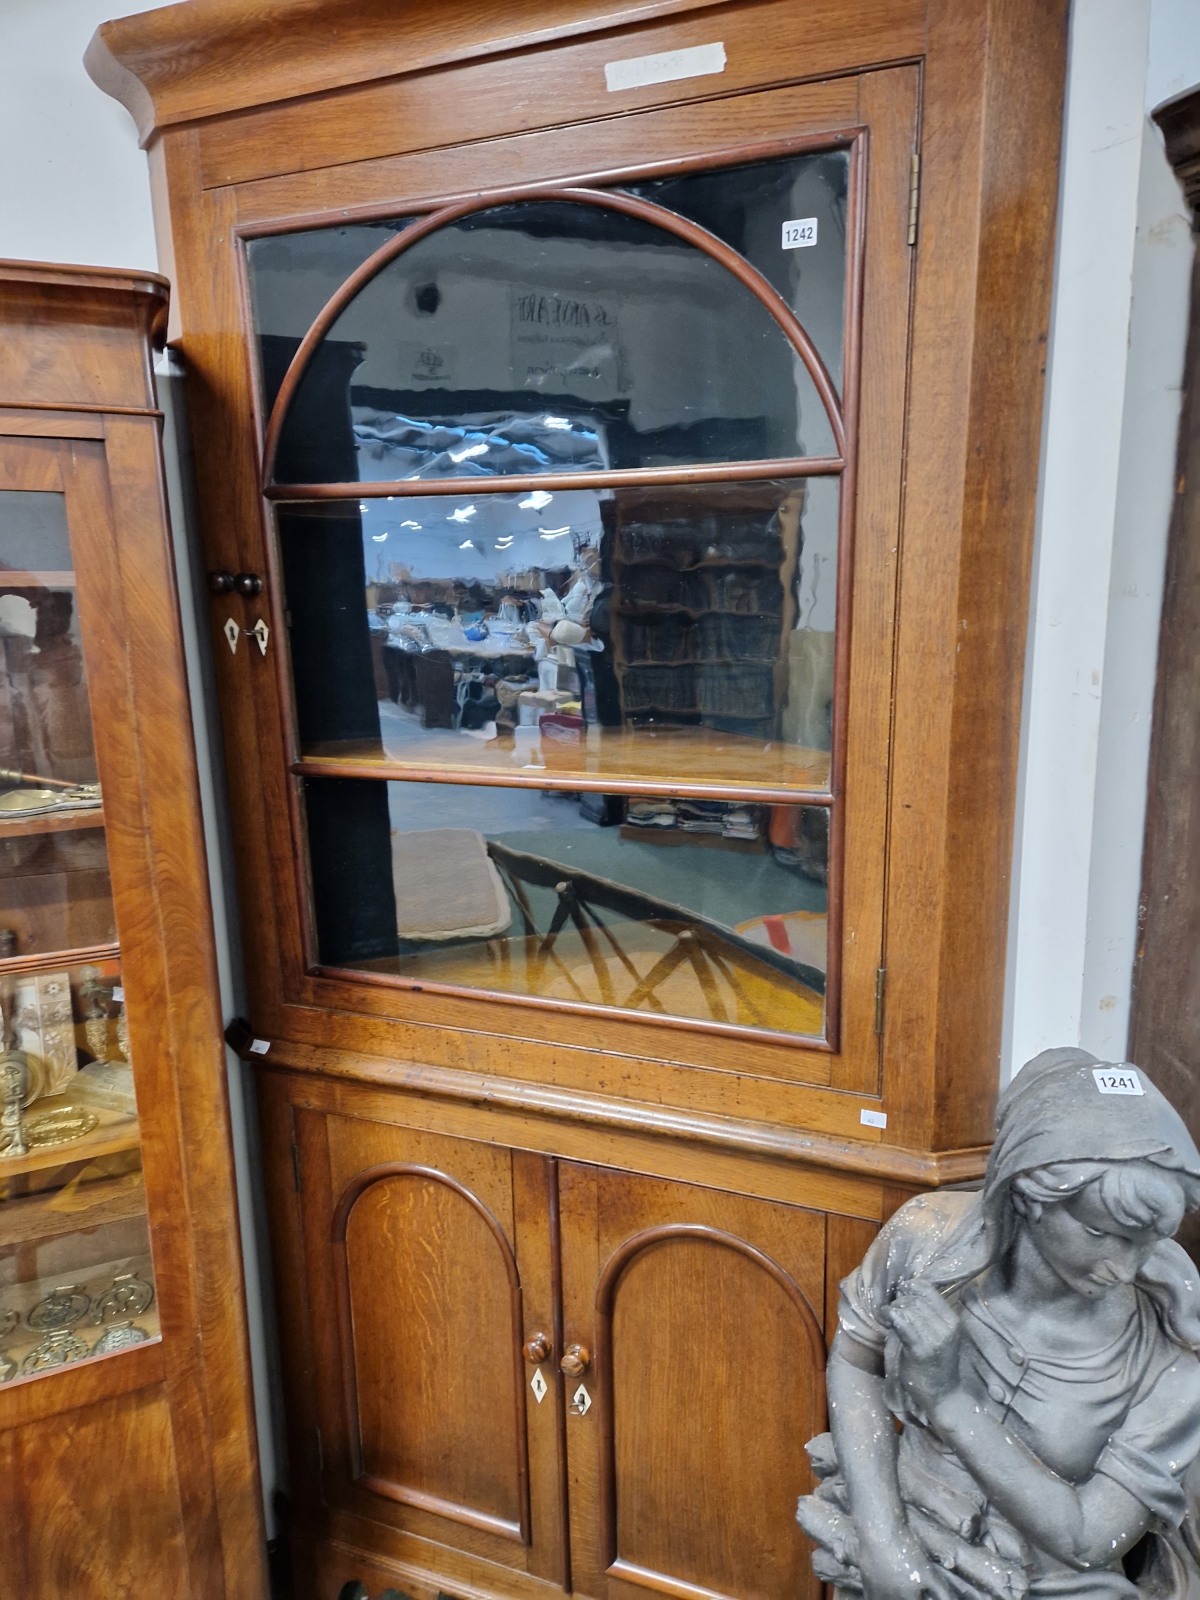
[860,1108,888,1129]
[112,987,124,1003]
[249,1037,271,1056]
[782,217,818,250]
[1093,1066,1143,1096]
[604,41,726,93]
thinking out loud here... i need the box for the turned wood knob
[523,1333,551,1364]
[234,572,264,597]
[208,570,235,594]
[560,1343,590,1377]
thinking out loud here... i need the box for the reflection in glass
[0,491,156,1383]
[280,477,838,788]
[303,776,829,1037]
[628,147,849,392]
[0,493,113,958]
[248,153,849,485]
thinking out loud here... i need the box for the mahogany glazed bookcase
[88,3,1069,1597]
[0,263,264,1595]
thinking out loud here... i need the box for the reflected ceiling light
[519,491,553,510]
[371,533,388,542]
[543,417,571,430]
[495,537,514,549]
[539,526,570,539]
[400,520,421,529]
[359,502,369,511]
[448,505,477,523]
[448,442,488,462]
[458,539,474,550]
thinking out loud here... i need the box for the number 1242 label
[782,217,818,249]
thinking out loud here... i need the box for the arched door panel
[559,1165,827,1600]
[294,1113,565,1582]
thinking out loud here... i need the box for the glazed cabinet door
[292,1111,567,1587]
[558,1164,827,1600]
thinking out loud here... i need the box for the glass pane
[259,189,845,485]
[280,477,838,790]
[1,493,113,958]
[628,148,850,395]
[303,775,829,1038]
[0,490,157,1382]
[246,219,416,416]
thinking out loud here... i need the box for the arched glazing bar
[261,184,848,495]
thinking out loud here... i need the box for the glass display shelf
[303,776,830,1040]
[0,488,157,1385]
[280,476,839,796]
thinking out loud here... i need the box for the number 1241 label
[1093,1067,1144,1096]
[782,217,818,249]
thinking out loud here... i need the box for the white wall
[0,0,283,1536]
[1002,0,1199,1080]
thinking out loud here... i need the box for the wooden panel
[560,1165,825,1600]
[0,408,107,438]
[879,0,1069,1151]
[823,1212,877,1347]
[339,1169,526,1536]
[298,1114,557,1574]
[231,77,861,228]
[0,272,164,411]
[0,1385,187,1598]
[196,0,922,189]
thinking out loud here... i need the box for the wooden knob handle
[560,1343,590,1377]
[523,1333,550,1364]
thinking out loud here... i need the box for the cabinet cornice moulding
[84,0,737,146]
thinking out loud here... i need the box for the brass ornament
[27,1284,89,1332]
[91,1320,149,1356]
[22,1107,98,1148]
[92,1271,154,1325]
[22,1328,89,1373]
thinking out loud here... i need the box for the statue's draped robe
[798,1051,1200,1599]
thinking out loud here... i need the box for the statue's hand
[882,1281,962,1419]
[858,1528,956,1600]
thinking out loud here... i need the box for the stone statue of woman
[798,1048,1200,1599]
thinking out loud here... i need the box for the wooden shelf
[0,807,104,840]
[0,1098,140,1180]
[0,941,119,978]
[0,1171,145,1249]
[0,571,75,587]
[298,725,832,799]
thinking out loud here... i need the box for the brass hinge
[907,153,920,246]
[874,967,887,1035]
[292,1143,302,1193]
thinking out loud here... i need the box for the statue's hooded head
[930,1049,1200,1347]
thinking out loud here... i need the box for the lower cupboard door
[559,1163,827,1600]
[294,1111,566,1585]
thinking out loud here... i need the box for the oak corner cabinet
[0,262,265,1595]
[87,2,1069,1597]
